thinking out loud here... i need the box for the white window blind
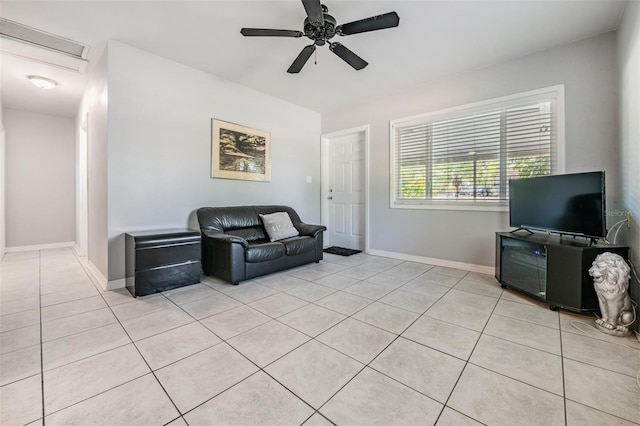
[390,86,563,210]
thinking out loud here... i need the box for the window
[390,85,564,211]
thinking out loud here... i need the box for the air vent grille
[0,18,87,58]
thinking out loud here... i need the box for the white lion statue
[588,252,635,337]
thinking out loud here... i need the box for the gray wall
[106,41,321,282]
[617,0,640,325]
[322,32,620,267]
[4,108,75,247]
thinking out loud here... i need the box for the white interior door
[326,130,366,250]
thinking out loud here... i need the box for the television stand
[495,232,628,313]
[509,227,534,235]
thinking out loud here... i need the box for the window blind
[391,89,559,207]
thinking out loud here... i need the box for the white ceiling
[0,0,628,118]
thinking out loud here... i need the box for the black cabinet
[496,232,628,312]
[126,229,201,297]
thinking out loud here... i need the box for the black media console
[125,229,201,297]
[495,231,628,313]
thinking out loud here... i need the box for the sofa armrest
[295,223,327,238]
[202,231,249,248]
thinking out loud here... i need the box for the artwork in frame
[211,119,271,182]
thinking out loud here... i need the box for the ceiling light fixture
[28,75,57,89]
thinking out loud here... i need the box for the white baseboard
[6,241,75,252]
[73,251,125,291]
[71,243,86,258]
[106,278,126,291]
[366,249,494,275]
[84,259,108,291]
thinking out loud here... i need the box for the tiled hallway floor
[1,248,639,425]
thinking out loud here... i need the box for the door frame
[0,119,5,259]
[320,124,370,252]
[78,113,89,257]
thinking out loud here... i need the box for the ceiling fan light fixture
[28,75,57,89]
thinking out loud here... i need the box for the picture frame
[211,119,271,182]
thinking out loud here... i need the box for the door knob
[328,196,333,200]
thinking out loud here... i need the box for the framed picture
[211,119,271,182]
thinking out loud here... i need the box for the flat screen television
[509,171,606,238]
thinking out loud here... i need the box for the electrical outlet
[626,211,631,228]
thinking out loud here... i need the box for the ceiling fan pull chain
[314,49,317,65]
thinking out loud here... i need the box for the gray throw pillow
[260,212,299,241]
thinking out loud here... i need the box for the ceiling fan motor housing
[303,14,336,45]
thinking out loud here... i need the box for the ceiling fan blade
[240,28,303,37]
[301,0,324,26]
[329,42,368,70]
[287,45,316,73]
[336,11,400,35]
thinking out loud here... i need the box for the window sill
[391,201,509,212]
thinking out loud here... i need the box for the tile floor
[1,248,639,425]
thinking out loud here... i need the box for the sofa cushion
[260,212,299,241]
[226,227,267,242]
[245,241,286,263]
[281,236,316,256]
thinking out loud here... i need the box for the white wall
[77,49,109,284]
[617,0,640,318]
[322,32,619,268]
[106,41,321,282]
[4,108,75,248]
[0,101,5,259]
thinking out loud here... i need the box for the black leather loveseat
[196,205,326,284]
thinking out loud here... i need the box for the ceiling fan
[240,0,400,73]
